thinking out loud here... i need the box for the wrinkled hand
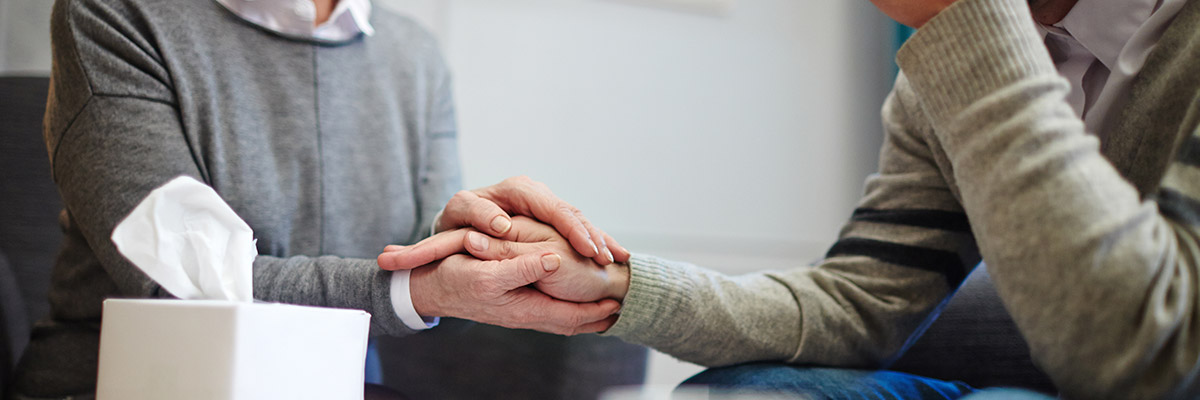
[380,217,630,303]
[465,217,629,303]
[869,0,958,28]
[379,176,629,269]
[408,251,621,336]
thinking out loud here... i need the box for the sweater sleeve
[46,0,415,336]
[897,0,1200,397]
[604,77,980,368]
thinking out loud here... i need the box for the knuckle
[566,315,585,331]
[450,190,472,204]
[520,262,541,285]
[505,175,530,186]
[556,204,577,218]
[498,240,516,257]
[469,197,492,214]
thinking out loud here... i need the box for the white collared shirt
[215,0,375,42]
[213,0,436,330]
[1041,0,1187,139]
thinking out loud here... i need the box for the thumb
[377,230,469,270]
[492,252,561,289]
[445,190,514,237]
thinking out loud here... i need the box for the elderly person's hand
[381,217,630,303]
[379,176,629,269]
[407,251,621,336]
[461,217,630,303]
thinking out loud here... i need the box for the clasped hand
[377,177,631,336]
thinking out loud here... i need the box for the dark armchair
[0,76,58,398]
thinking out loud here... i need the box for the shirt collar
[216,0,374,42]
[1051,0,1158,70]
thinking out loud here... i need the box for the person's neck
[1030,0,1080,25]
[312,0,337,26]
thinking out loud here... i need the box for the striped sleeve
[1159,137,1200,225]
[827,208,975,288]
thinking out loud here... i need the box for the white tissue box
[96,299,371,400]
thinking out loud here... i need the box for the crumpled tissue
[111,175,256,302]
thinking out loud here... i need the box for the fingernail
[613,306,621,314]
[541,254,560,272]
[468,231,489,251]
[603,248,615,264]
[491,216,512,233]
[589,241,599,256]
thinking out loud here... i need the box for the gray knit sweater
[606,0,1200,398]
[16,0,459,395]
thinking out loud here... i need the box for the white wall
[374,0,446,37]
[0,0,54,74]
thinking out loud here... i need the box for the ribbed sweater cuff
[897,0,1056,126]
[602,253,695,340]
[366,260,417,337]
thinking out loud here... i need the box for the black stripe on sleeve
[1159,188,1200,226]
[825,237,969,288]
[1176,136,1200,168]
[851,208,972,233]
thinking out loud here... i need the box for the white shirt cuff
[389,270,439,330]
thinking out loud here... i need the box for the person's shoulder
[55,0,186,15]
[54,0,209,29]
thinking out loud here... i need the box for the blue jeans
[960,388,1056,400]
[680,364,1005,400]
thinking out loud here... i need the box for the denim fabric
[680,364,975,400]
[960,388,1056,400]
[366,339,383,384]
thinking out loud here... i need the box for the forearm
[603,254,803,367]
[252,255,415,337]
[607,239,963,368]
[900,0,1200,396]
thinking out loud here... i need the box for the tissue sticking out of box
[111,176,256,302]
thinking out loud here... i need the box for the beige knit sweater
[606,0,1200,397]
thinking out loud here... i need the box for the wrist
[605,262,631,301]
[409,266,442,317]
